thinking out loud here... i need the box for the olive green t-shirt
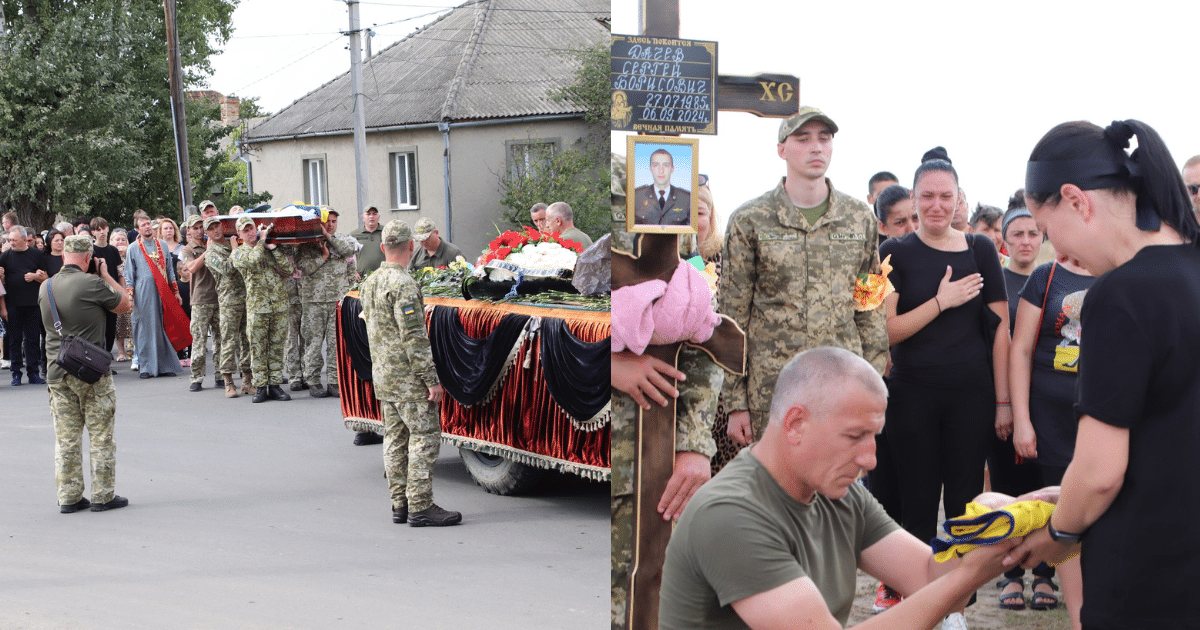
[798,196,830,227]
[659,447,898,629]
[38,265,123,383]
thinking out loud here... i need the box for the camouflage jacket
[719,178,888,414]
[204,240,246,309]
[296,234,356,303]
[358,261,439,402]
[230,241,293,315]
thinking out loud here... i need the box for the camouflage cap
[198,199,216,211]
[235,215,256,230]
[777,105,839,143]
[64,234,93,253]
[203,216,223,230]
[381,219,412,245]
[184,214,203,227]
[363,205,379,214]
[412,217,436,242]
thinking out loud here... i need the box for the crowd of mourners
[612,107,1200,630]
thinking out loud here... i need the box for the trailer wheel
[459,448,545,495]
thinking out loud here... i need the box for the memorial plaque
[611,34,717,135]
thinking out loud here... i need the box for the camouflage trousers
[284,299,304,381]
[610,390,636,630]
[189,302,222,383]
[380,399,440,512]
[218,302,251,375]
[48,374,117,505]
[246,310,287,387]
[301,301,338,388]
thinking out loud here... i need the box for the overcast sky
[207,0,463,114]
[612,0,1200,229]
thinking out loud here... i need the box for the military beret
[777,105,839,143]
[382,219,412,245]
[64,234,93,253]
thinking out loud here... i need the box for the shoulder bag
[46,278,113,384]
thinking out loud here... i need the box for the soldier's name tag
[759,231,800,241]
[830,232,866,242]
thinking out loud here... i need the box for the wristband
[933,296,942,312]
[996,401,1011,406]
[1048,519,1083,544]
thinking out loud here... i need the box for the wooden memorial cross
[612,233,746,630]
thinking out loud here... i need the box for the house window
[506,139,559,179]
[302,157,327,205]
[389,150,418,209]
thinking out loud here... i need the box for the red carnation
[495,246,513,260]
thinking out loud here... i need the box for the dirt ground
[846,569,1071,629]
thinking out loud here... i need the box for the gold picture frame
[625,135,699,234]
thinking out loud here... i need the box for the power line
[227,35,344,96]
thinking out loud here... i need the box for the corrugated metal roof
[246,0,608,141]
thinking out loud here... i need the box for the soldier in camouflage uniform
[230,215,294,403]
[609,153,723,629]
[358,219,461,527]
[296,208,358,398]
[38,235,133,513]
[204,217,253,398]
[179,215,222,391]
[719,106,888,443]
[283,261,305,391]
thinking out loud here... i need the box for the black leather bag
[46,278,113,384]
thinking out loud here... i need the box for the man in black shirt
[0,225,49,385]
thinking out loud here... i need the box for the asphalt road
[0,366,609,629]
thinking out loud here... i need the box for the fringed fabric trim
[441,434,611,482]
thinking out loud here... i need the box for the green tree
[0,0,236,231]
[497,40,609,240]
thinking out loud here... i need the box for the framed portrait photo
[625,135,699,234]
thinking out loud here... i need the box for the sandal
[996,577,1026,610]
[1030,577,1059,610]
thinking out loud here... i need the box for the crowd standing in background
[614,106,1200,630]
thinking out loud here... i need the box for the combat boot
[310,385,329,398]
[223,374,238,398]
[408,503,463,527]
[240,370,254,395]
[252,386,269,403]
[267,384,291,401]
[289,379,306,391]
[327,383,340,398]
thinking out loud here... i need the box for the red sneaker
[872,582,901,613]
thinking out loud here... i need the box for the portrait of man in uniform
[627,137,698,233]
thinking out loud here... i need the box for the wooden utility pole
[346,0,369,228]
[164,0,193,221]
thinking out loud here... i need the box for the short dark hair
[649,148,673,167]
[90,217,109,231]
[874,184,911,223]
[970,204,1002,229]
[71,216,91,229]
[868,171,899,194]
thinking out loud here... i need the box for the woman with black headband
[1006,119,1200,629]
[878,148,1010,581]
